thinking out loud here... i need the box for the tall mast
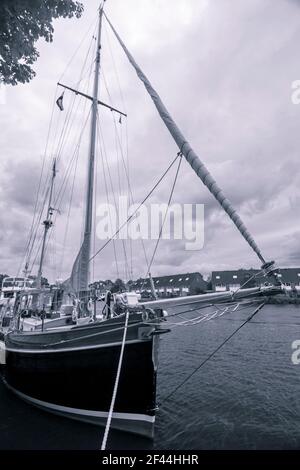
[81,2,104,290]
[37,158,56,288]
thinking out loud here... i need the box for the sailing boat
[0,2,282,440]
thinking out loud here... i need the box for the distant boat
[0,1,282,439]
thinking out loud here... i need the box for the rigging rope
[104,17,134,277]
[101,69,150,271]
[101,71,131,279]
[22,25,98,280]
[58,58,95,279]
[27,185,51,271]
[231,270,265,298]
[162,301,266,403]
[89,152,181,262]
[18,92,57,277]
[55,31,97,167]
[101,310,129,450]
[32,102,91,277]
[58,135,80,279]
[54,108,92,208]
[45,109,92,277]
[97,120,120,278]
[144,153,183,284]
[57,16,98,85]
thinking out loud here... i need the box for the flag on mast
[56,92,64,111]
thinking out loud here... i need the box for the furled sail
[69,234,91,292]
[105,14,266,266]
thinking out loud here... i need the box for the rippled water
[155,304,300,450]
[1,304,300,449]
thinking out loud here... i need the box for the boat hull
[2,317,161,438]
[3,381,155,437]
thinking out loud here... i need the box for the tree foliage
[111,278,126,293]
[0,0,83,85]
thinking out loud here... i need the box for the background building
[211,268,300,292]
[130,272,207,298]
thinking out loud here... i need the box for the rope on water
[101,310,129,450]
[162,301,266,403]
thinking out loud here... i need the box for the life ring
[87,299,93,312]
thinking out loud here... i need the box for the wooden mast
[37,158,56,288]
[71,2,105,292]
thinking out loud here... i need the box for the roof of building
[131,272,205,289]
[212,268,300,285]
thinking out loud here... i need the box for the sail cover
[104,14,266,265]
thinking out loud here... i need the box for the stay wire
[101,70,149,270]
[89,152,181,262]
[58,15,98,84]
[141,152,183,291]
[45,109,92,270]
[18,90,58,277]
[96,121,120,277]
[162,301,266,403]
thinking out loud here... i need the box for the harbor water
[0,304,300,450]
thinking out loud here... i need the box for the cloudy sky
[0,0,300,283]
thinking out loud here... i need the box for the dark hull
[2,316,161,438]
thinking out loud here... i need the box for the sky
[0,0,300,283]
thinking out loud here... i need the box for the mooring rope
[101,310,129,450]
